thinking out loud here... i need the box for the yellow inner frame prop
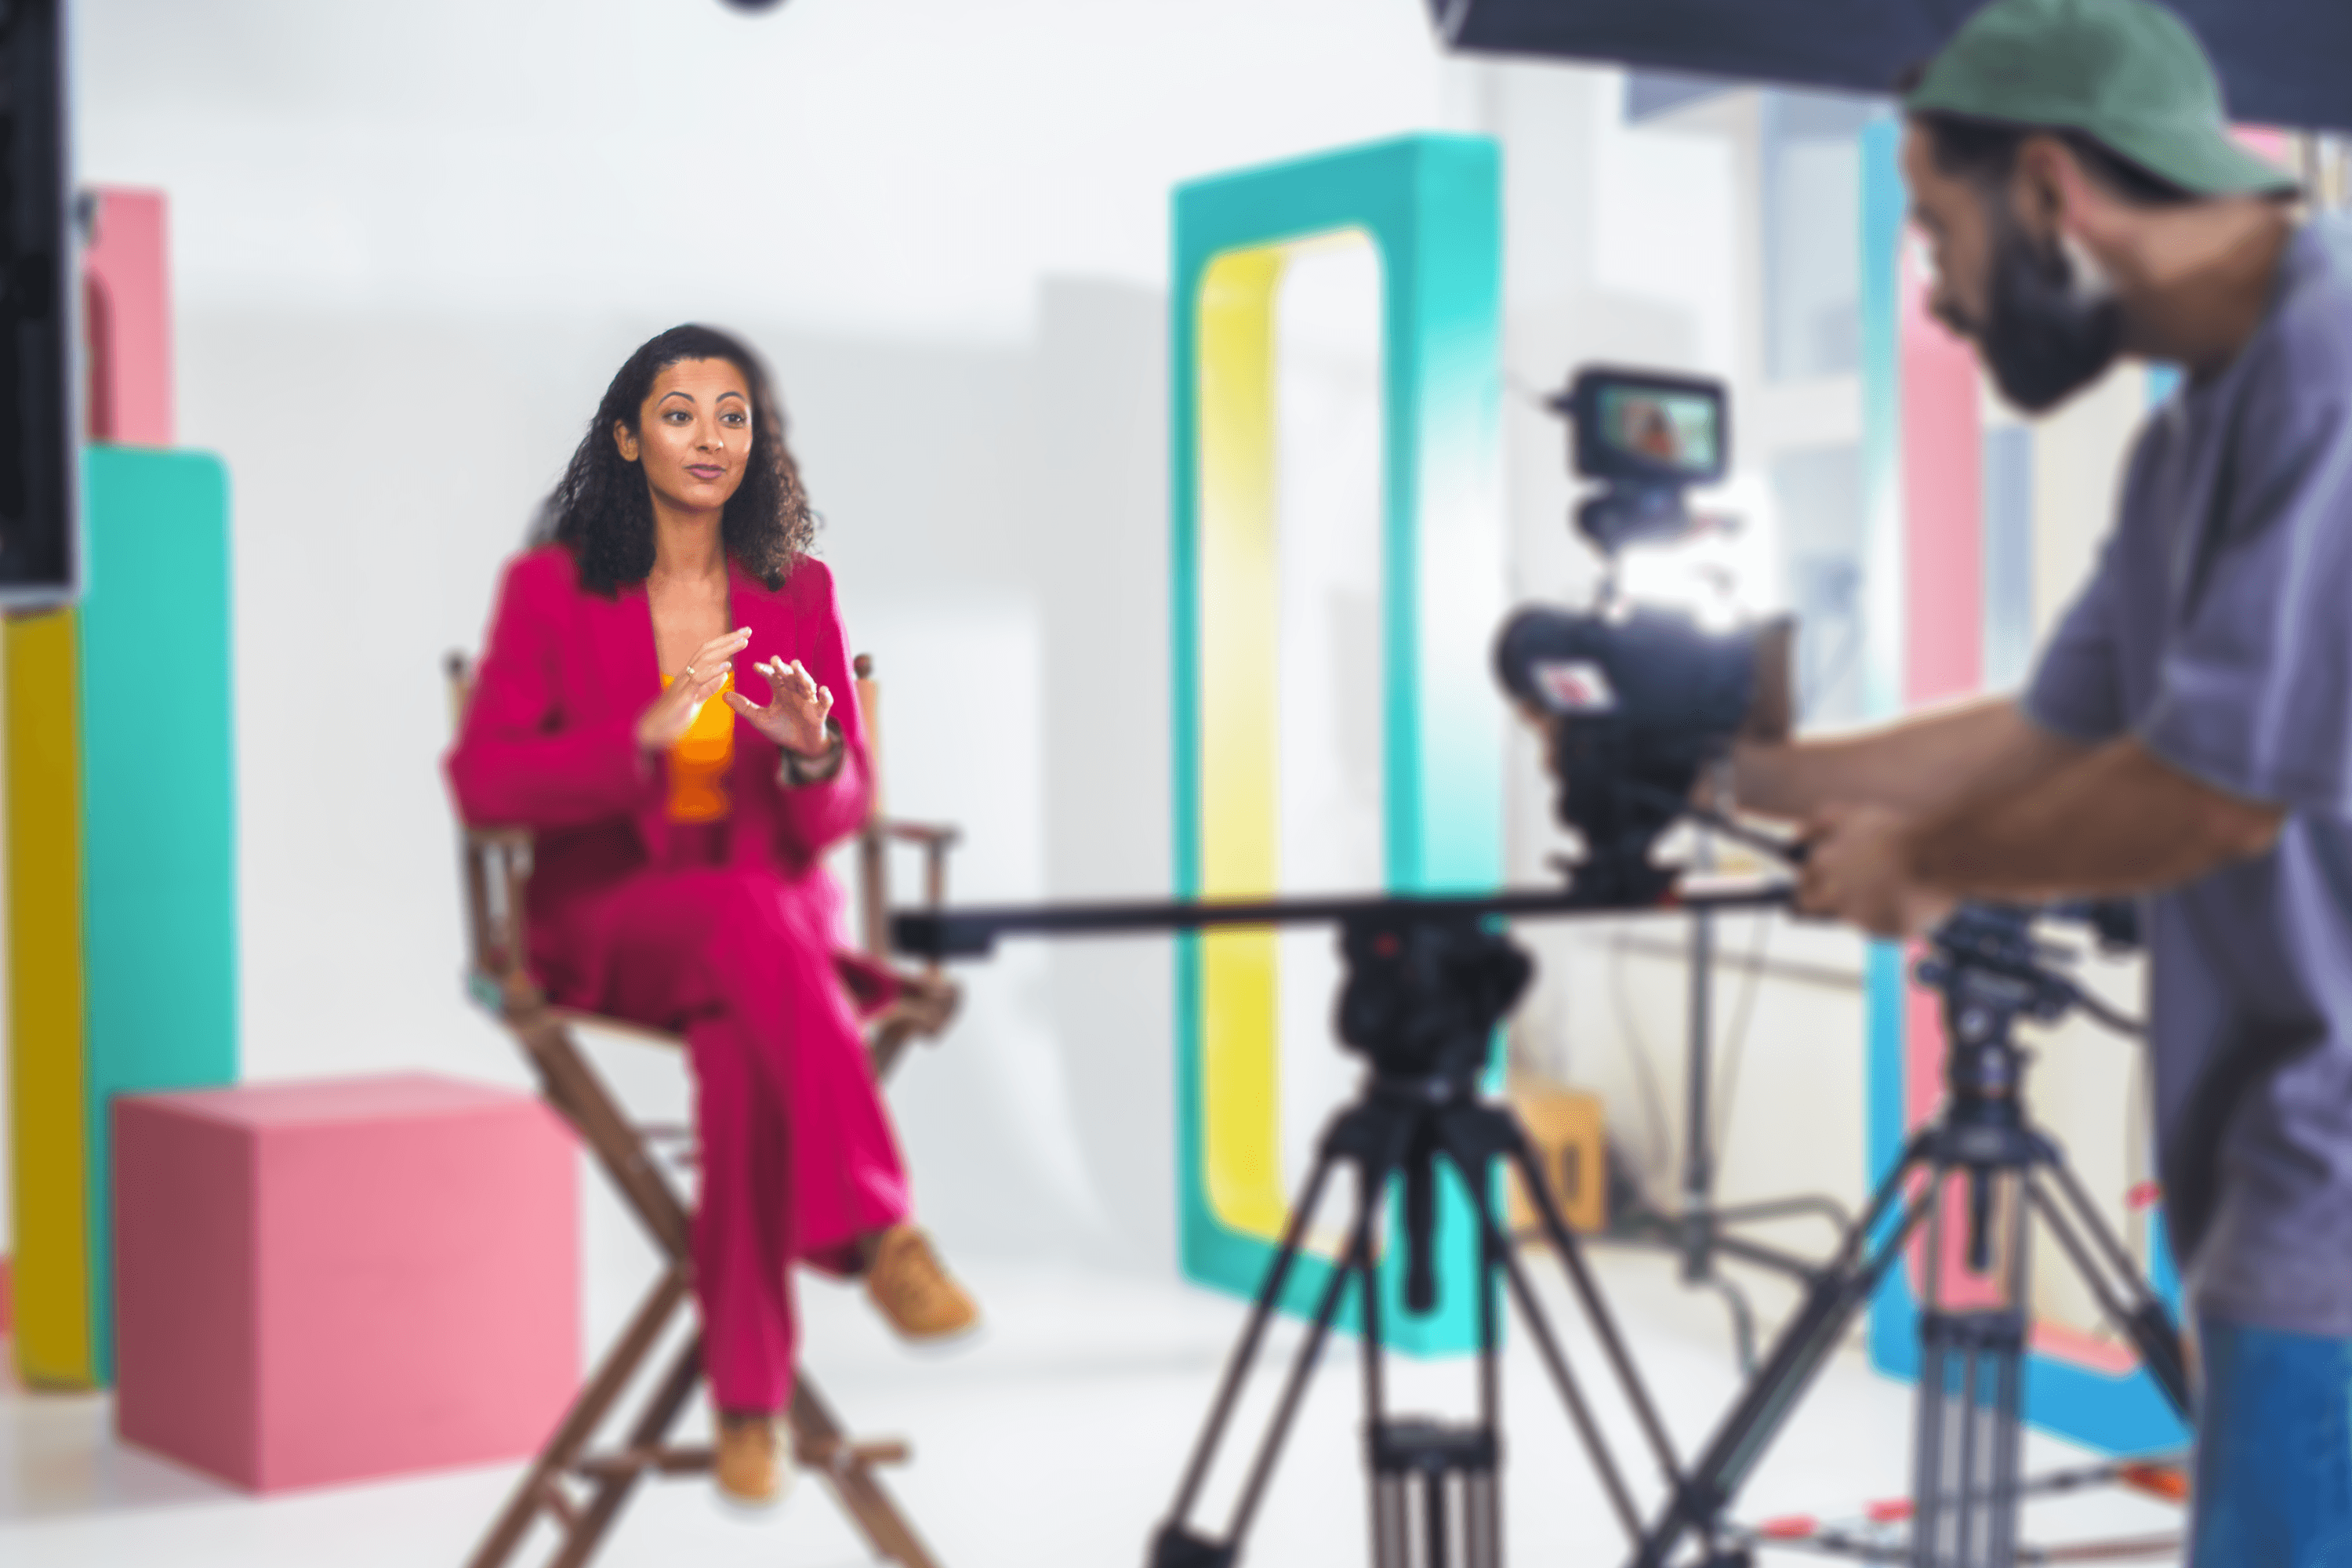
[1198,242,1294,1243]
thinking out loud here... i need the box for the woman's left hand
[726,656,837,757]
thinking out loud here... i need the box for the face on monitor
[1567,368,1727,486]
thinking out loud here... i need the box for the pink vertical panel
[1900,240,1985,1130]
[81,188,173,446]
[1900,245,1984,710]
[1900,243,1994,1307]
[1900,252,1984,1092]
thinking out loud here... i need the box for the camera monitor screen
[1568,368,1727,487]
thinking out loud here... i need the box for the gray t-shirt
[2027,219,2352,1337]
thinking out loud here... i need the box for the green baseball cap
[1905,0,2297,198]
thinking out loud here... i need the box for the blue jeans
[2190,1317,2352,1566]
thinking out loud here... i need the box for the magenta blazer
[446,543,880,1009]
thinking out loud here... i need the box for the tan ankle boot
[863,1225,980,1341]
[715,1412,793,1508]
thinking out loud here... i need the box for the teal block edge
[77,445,240,1384]
[1170,134,1504,1356]
[1856,118,2188,1457]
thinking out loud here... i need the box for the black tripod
[1152,912,1686,1568]
[1635,907,2192,1568]
[890,873,1791,1568]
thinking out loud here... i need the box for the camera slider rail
[889,876,1796,961]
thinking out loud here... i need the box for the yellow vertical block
[1198,245,1288,1241]
[5,608,92,1385]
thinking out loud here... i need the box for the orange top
[663,670,735,822]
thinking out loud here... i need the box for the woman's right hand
[636,627,751,753]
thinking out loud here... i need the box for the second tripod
[1636,906,2193,1567]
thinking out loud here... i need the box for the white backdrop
[2,0,1465,1271]
[4,2,1897,1284]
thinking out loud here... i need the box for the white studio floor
[1,1232,2188,1568]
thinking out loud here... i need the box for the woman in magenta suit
[447,324,975,1506]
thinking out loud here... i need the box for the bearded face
[1935,203,2125,413]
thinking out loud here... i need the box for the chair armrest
[859,817,963,932]
[875,819,960,849]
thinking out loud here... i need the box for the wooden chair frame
[450,654,961,1568]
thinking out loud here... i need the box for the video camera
[1494,367,1792,905]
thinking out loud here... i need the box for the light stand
[1602,834,1849,1370]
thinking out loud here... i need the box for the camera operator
[1720,0,2352,1555]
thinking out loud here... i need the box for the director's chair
[449,651,961,1568]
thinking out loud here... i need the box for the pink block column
[81,187,173,446]
[114,1074,579,1493]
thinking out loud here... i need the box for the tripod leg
[1427,1105,1657,1547]
[1913,1167,2033,1568]
[1709,1192,1853,1232]
[1988,1331,2025,1568]
[1361,1240,1402,1568]
[1912,1311,2030,1568]
[1703,1273,1760,1374]
[1221,1202,1385,1546]
[1912,1181,1951,1568]
[1635,1138,1943,1568]
[2027,1169,2193,1419]
[1988,1196,2031,1568]
[1478,1160,1646,1544]
[1475,1166,1504,1568]
[1160,1142,1349,1531]
[1493,1122,1685,1488]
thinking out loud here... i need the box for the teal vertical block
[1171,135,1504,1355]
[78,444,239,1382]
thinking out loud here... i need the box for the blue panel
[1859,113,1912,1385]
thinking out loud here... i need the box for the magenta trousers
[581,836,911,1413]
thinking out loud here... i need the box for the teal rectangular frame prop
[1170,134,1504,1353]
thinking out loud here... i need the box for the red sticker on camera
[1533,659,1616,713]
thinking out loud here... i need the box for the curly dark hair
[535,323,816,594]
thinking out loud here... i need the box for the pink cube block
[114,1073,579,1492]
